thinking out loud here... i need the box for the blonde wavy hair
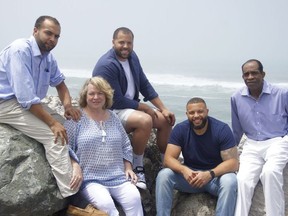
[78,77,114,109]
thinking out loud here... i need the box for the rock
[0,124,66,216]
[0,96,74,216]
[171,192,216,216]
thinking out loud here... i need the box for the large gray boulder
[0,123,66,216]
[0,96,73,216]
[172,192,217,216]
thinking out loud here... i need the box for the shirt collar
[29,36,44,57]
[241,80,271,97]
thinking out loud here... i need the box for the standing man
[92,27,175,189]
[156,97,238,216]
[231,59,288,216]
[0,15,82,197]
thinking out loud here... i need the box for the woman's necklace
[83,108,108,143]
[99,120,106,143]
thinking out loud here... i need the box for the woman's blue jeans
[156,168,237,216]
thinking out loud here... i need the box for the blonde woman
[65,77,143,216]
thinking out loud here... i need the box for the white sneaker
[134,166,147,190]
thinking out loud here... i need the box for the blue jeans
[156,168,237,216]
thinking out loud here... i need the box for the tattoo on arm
[221,146,239,161]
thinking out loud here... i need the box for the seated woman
[65,77,143,216]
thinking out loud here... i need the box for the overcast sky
[1,0,287,81]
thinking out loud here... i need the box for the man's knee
[220,173,237,189]
[127,112,153,131]
[157,168,174,185]
[154,113,172,130]
[260,164,283,182]
[136,113,153,128]
[236,169,253,186]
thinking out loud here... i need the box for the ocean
[48,68,288,127]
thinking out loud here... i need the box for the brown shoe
[66,204,108,216]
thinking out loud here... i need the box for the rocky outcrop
[0,123,67,216]
[172,192,216,216]
[1,96,287,216]
[171,164,288,216]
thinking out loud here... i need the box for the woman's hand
[126,169,138,184]
[70,159,83,190]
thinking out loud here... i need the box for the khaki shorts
[113,108,135,126]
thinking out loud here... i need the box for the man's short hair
[241,59,264,72]
[113,27,134,40]
[186,97,206,107]
[34,15,60,29]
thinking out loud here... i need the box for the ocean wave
[146,73,245,89]
[62,68,287,90]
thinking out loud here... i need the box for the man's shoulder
[4,38,31,53]
[231,86,247,98]
[208,116,229,130]
[93,49,120,73]
[173,120,190,130]
[268,82,288,95]
[0,38,34,65]
[208,116,225,124]
[129,50,139,59]
[98,49,117,62]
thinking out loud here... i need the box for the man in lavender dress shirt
[231,59,288,216]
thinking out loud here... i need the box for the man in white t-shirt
[92,27,175,189]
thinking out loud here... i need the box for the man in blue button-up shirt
[0,15,82,197]
[231,59,288,216]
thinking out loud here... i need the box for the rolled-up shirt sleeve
[6,49,41,109]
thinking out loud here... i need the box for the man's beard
[37,39,55,53]
[115,48,131,60]
[191,117,208,130]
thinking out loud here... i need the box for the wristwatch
[209,170,215,179]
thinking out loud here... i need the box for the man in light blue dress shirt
[0,15,82,197]
[231,59,288,216]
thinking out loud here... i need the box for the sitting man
[232,59,288,216]
[92,27,175,189]
[0,15,82,197]
[156,97,238,216]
